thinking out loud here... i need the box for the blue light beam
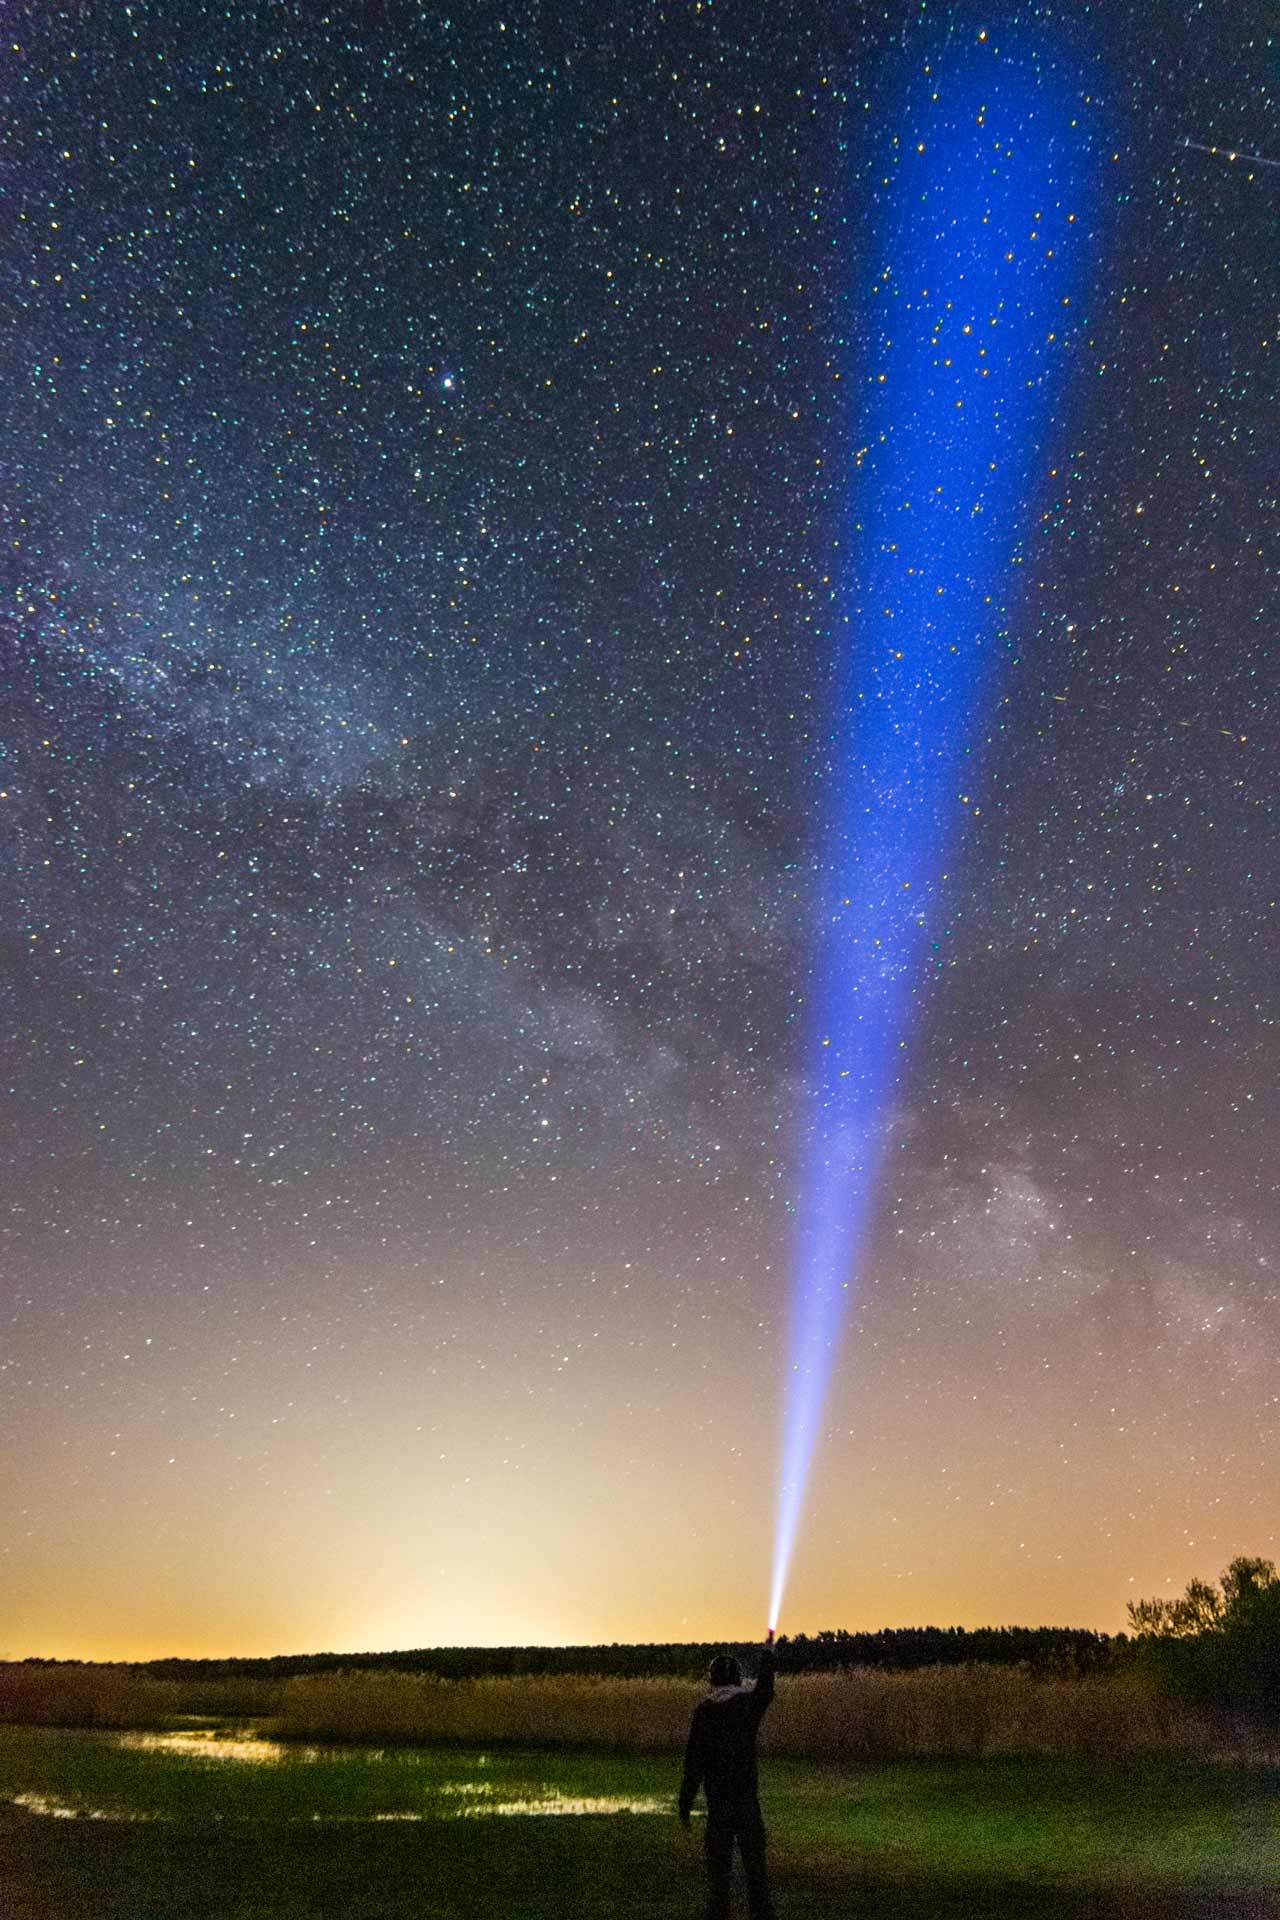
[770,38,1104,1631]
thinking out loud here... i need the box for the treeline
[18,1625,1118,1683]
[765,1627,1117,1676]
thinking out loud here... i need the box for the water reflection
[117,1730,290,1764]
[341,1794,671,1821]
[6,1727,674,1823]
[9,1784,672,1822]
[440,1781,670,1816]
[458,1791,670,1817]
[11,1792,164,1821]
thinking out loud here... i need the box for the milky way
[1,2,1275,1658]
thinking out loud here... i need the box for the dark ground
[2,1807,1278,1920]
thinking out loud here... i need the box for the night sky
[2,2,1275,1662]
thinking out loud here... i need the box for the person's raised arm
[750,1629,776,1725]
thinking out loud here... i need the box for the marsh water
[0,1721,676,1824]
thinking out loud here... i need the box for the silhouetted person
[679,1630,776,1920]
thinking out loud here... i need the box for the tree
[1220,1556,1276,1613]
[1127,1557,1275,1639]
[1127,1556,1279,1726]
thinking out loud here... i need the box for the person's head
[708,1652,742,1689]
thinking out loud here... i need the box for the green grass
[782,1754,1279,1884]
[0,1724,1276,1919]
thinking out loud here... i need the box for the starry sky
[1,1,1275,1662]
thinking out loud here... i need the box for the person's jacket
[679,1643,775,1819]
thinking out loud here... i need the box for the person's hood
[703,1683,753,1705]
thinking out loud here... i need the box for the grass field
[0,1722,1276,1919]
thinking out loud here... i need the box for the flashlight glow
[770,40,1103,1632]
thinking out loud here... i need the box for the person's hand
[766,1627,775,1645]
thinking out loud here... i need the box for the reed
[274,1663,1249,1760]
[0,1665,284,1729]
[0,1665,180,1730]
[2,1660,1262,1761]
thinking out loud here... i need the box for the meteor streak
[1180,137,1280,170]
[770,40,1105,1632]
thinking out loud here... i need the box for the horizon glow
[771,40,1104,1632]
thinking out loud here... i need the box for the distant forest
[22,1626,1120,1681]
